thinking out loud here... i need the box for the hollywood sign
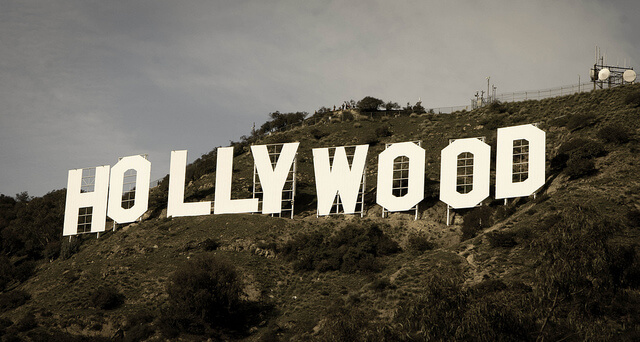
[63,124,545,236]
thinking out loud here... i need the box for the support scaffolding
[77,167,96,234]
[446,137,485,226]
[252,143,297,219]
[382,141,421,220]
[317,145,367,217]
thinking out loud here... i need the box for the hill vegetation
[1,84,640,340]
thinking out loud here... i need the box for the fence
[425,82,601,114]
[492,82,594,103]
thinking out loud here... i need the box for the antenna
[623,69,637,83]
[598,68,610,81]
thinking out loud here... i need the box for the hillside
[2,84,640,341]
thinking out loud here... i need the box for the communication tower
[591,46,636,90]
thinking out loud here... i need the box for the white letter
[107,155,151,224]
[376,142,425,212]
[214,147,259,214]
[313,145,368,216]
[251,143,299,214]
[495,124,546,199]
[440,138,490,209]
[63,166,110,236]
[167,150,211,217]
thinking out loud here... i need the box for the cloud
[1,0,638,196]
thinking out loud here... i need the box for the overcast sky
[1,0,639,197]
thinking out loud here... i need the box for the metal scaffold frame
[382,141,421,220]
[318,145,367,218]
[252,143,297,219]
[77,167,96,234]
[446,137,485,226]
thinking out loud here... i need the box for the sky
[1,0,639,197]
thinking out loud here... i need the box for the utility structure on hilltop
[591,46,636,90]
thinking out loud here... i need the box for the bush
[486,230,517,248]
[281,223,400,273]
[627,209,640,228]
[565,158,596,179]
[480,113,507,130]
[374,125,392,137]
[624,90,640,107]
[60,236,81,260]
[361,133,379,146]
[309,128,329,140]
[200,238,220,251]
[557,138,606,160]
[566,113,596,131]
[356,96,384,112]
[90,286,124,310]
[43,240,61,260]
[461,206,493,240]
[407,232,435,253]
[598,124,630,144]
[0,290,31,313]
[163,254,244,334]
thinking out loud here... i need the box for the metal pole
[446,206,450,226]
[486,77,490,103]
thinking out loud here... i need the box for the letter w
[312,145,368,216]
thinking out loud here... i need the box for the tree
[356,96,384,112]
[385,101,400,111]
[412,101,426,114]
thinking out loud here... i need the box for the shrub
[314,299,382,342]
[370,277,395,292]
[361,133,380,146]
[597,124,630,144]
[200,238,220,251]
[627,209,640,228]
[164,254,244,333]
[566,113,596,131]
[60,236,81,260]
[356,96,384,112]
[624,90,640,107]
[90,286,124,310]
[565,158,596,179]
[43,240,61,260]
[480,113,507,130]
[461,206,493,240]
[557,138,606,160]
[281,223,400,273]
[375,125,392,137]
[0,290,31,313]
[309,128,329,140]
[407,232,435,253]
[486,230,517,248]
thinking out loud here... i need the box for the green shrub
[566,113,596,131]
[627,209,640,228]
[565,158,596,179]
[374,125,392,137]
[43,241,61,260]
[461,206,493,240]
[160,254,258,337]
[0,290,31,313]
[480,113,507,130]
[624,90,640,107]
[90,286,124,310]
[597,124,630,144]
[486,230,517,248]
[361,133,380,145]
[200,238,220,251]
[407,232,435,253]
[557,138,606,160]
[309,128,329,140]
[281,223,400,273]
